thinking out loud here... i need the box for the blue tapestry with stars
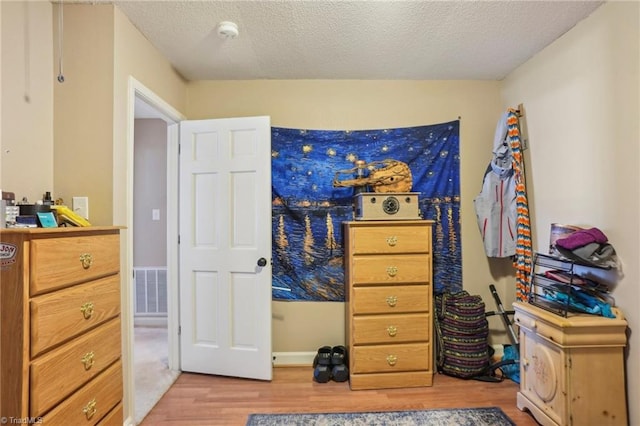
[271,120,461,301]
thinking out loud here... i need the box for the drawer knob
[80,302,95,319]
[83,398,97,420]
[81,351,95,370]
[80,253,93,269]
[387,325,397,337]
[386,354,397,366]
[386,236,398,246]
[386,296,397,307]
[386,266,398,277]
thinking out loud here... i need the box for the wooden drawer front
[351,225,431,255]
[352,285,429,314]
[42,360,122,425]
[31,275,121,357]
[30,318,122,416]
[350,371,433,390]
[353,314,430,344]
[97,402,123,426]
[351,343,430,373]
[514,311,564,348]
[30,233,120,296]
[351,254,430,285]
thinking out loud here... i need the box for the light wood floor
[141,367,540,425]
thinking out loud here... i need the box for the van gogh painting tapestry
[272,120,461,301]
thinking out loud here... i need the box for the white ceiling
[111,0,604,82]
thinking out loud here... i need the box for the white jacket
[474,112,517,258]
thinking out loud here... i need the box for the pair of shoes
[313,345,349,383]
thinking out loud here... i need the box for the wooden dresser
[513,301,628,426]
[0,227,123,425]
[343,220,434,390]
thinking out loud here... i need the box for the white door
[179,116,272,380]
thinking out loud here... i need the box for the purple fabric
[556,227,608,250]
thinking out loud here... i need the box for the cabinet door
[520,329,566,425]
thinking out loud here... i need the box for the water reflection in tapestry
[271,120,461,301]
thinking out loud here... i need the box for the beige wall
[501,2,639,423]
[186,80,516,352]
[51,3,187,227]
[1,2,53,203]
[133,119,167,267]
[53,4,114,226]
[112,5,187,226]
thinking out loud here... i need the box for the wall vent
[134,267,168,317]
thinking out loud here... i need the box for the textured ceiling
[108,0,603,82]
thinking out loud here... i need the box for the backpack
[434,290,490,379]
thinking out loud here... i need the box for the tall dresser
[0,227,123,425]
[343,220,434,390]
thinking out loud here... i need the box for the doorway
[126,79,272,424]
[129,80,184,424]
[132,113,178,424]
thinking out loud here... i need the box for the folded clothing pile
[554,227,618,269]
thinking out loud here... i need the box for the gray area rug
[246,407,515,426]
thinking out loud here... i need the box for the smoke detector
[217,21,239,40]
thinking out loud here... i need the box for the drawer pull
[81,351,95,370]
[386,236,398,246]
[80,302,95,319]
[80,253,93,269]
[386,266,398,277]
[83,398,97,420]
[386,354,397,366]
[387,325,397,337]
[386,296,397,307]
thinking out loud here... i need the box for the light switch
[152,209,160,221]
[72,197,89,219]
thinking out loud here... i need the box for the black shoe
[330,346,349,382]
[313,364,332,383]
[315,346,332,366]
[330,345,347,365]
[331,364,349,382]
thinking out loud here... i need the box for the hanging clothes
[474,108,532,301]
[474,111,517,258]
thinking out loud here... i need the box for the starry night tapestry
[271,120,461,301]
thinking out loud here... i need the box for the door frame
[126,77,185,417]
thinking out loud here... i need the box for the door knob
[257,257,268,267]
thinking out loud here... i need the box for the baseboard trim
[134,317,168,328]
[491,344,504,360]
[272,351,316,367]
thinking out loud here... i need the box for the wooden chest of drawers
[514,301,628,426]
[343,220,434,390]
[0,227,123,424]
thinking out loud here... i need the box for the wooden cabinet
[343,220,434,390]
[0,227,123,424]
[513,301,628,426]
